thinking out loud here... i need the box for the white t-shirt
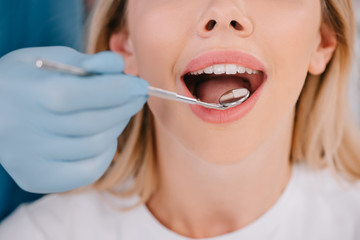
[1,164,360,240]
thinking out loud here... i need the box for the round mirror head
[218,88,250,107]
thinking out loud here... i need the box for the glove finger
[10,141,117,193]
[9,46,89,67]
[37,97,145,137]
[8,47,123,76]
[81,51,125,74]
[40,124,126,161]
[37,74,149,113]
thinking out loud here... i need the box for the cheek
[250,0,321,69]
[126,3,199,135]
[127,4,194,88]
[252,1,321,109]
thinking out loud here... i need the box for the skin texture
[110,0,337,238]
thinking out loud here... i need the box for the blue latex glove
[0,46,149,193]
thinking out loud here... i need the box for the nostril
[230,20,243,31]
[205,20,217,31]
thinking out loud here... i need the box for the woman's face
[111,0,336,164]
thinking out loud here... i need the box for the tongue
[195,77,249,103]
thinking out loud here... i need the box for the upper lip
[181,50,267,78]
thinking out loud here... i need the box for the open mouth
[182,64,265,105]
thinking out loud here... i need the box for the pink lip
[181,50,267,77]
[179,50,268,123]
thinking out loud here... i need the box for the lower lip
[181,78,266,124]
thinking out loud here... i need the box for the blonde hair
[294,0,360,179]
[87,0,360,204]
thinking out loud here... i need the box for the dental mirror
[35,59,250,110]
[147,86,250,110]
[218,88,250,107]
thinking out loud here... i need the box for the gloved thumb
[81,51,125,74]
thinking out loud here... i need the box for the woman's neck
[147,114,293,238]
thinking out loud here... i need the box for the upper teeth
[190,64,260,75]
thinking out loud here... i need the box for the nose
[197,1,253,38]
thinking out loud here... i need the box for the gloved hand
[0,46,149,193]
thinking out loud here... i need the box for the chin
[179,134,256,166]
